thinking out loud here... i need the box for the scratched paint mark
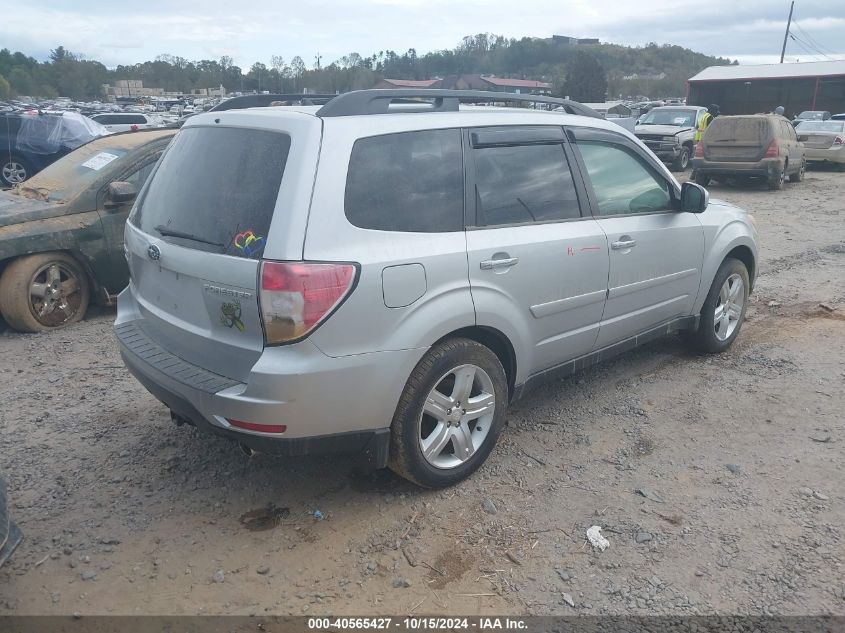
[580,245,602,252]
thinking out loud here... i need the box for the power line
[792,23,841,57]
[789,32,836,61]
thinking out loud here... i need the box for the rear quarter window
[132,126,290,257]
[344,129,464,233]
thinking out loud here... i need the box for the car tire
[0,252,91,333]
[0,155,33,188]
[670,146,690,172]
[388,337,508,488]
[695,173,711,187]
[683,258,750,354]
[789,159,806,183]
[768,163,786,190]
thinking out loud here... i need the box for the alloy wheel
[714,273,744,341]
[29,262,84,327]
[418,364,496,469]
[2,161,27,185]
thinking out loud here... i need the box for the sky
[2,0,844,69]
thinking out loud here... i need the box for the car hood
[0,190,68,227]
[635,124,692,136]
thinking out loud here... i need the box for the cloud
[1,0,843,68]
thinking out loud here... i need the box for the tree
[561,51,607,102]
[289,56,306,90]
[0,73,10,98]
[270,55,287,91]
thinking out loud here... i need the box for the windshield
[796,120,845,133]
[639,109,696,127]
[797,111,827,120]
[11,131,172,203]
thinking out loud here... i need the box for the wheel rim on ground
[418,363,495,469]
[28,262,83,327]
[2,162,27,185]
[714,273,744,341]
[680,149,689,170]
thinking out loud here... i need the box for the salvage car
[89,112,165,133]
[115,89,758,488]
[0,129,174,332]
[795,119,845,170]
[635,105,708,171]
[1,111,110,188]
[693,114,806,190]
[792,110,831,126]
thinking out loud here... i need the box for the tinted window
[345,129,463,232]
[472,143,580,226]
[133,127,289,257]
[91,115,114,124]
[576,141,671,215]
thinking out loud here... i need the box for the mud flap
[0,475,23,567]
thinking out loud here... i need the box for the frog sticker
[220,301,245,332]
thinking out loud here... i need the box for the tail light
[833,136,843,146]
[693,143,704,158]
[763,139,779,158]
[259,261,357,345]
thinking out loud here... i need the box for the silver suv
[115,90,759,488]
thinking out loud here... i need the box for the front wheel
[388,338,508,488]
[670,146,691,172]
[0,252,91,332]
[683,258,750,354]
[1,156,33,188]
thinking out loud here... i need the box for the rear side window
[472,143,581,226]
[132,127,289,257]
[345,129,463,232]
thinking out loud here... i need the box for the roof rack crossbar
[210,93,338,112]
[316,89,601,118]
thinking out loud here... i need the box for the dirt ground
[1,169,844,617]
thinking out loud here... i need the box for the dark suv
[692,114,806,190]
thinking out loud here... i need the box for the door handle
[480,257,519,270]
[611,239,637,250]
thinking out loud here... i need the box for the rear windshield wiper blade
[154,225,224,248]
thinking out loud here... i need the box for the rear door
[569,126,704,348]
[125,115,321,381]
[465,126,609,373]
[704,117,769,162]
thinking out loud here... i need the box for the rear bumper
[805,147,845,164]
[692,158,782,178]
[115,288,425,464]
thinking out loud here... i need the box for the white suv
[116,90,758,488]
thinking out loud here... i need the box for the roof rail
[210,93,337,112]
[315,89,602,119]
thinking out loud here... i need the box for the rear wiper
[154,225,224,248]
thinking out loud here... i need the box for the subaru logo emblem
[147,244,161,261]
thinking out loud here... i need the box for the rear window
[345,129,464,232]
[796,121,845,133]
[132,127,290,257]
[706,117,768,144]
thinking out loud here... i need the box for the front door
[464,126,609,374]
[568,126,705,348]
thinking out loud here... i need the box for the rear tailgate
[704,117,769,162]
[124,112,322,382]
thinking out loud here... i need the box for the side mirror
[680,181,708,213]
[105,181,138,208]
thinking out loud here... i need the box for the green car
[0,129,175,332]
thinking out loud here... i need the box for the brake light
[693,143,704,158]
[130,124,139,132]
[763,139,779,158]
[259,261,357,345]
[834,136,843,146]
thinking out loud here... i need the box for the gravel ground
[1,169,844,617]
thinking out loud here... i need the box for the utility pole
[780,1,795,63]
[315,52,322,70]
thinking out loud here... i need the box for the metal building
[688,60,845,117]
